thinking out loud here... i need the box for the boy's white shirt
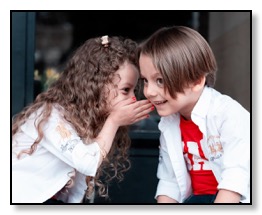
[155,86,250,203]
[12,106,101,203]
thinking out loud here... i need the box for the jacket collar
[158,113,179,132]
[191,86,212,120]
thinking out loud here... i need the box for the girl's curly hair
[12,36,138,200]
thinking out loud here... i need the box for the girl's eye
[156,78,163,86]
[122,88,130,93]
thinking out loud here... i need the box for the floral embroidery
[55,122,78,153]
[207,135,223,161]
[56,122,72,140]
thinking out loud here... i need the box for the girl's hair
[138,26,217,98]
[12,36,138,200]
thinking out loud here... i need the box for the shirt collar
[191,86,212,119]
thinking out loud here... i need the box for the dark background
[36,11,207,48]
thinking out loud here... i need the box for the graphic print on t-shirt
[180,116,209,171]
[183,140,211,171]
[180,116,218,195]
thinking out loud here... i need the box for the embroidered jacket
[12,106,100,203]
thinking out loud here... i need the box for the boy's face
[139,54,199,120]
[108,61,139,108]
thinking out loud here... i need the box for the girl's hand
[108,97,154,127]
[95,97,154,163]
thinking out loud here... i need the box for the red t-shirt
[180,116,218,195]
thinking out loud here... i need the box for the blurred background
[11,11,251,203]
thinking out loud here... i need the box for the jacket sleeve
[20,108,100,177]
[216,99,250,202]
[155,132,181,202]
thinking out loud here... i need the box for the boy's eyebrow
[140,72,161,79]
[152,72,162,78]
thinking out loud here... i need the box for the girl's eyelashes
[123,88,130,92]
[121,87,131,94]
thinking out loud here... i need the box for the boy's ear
[192,76,206,92]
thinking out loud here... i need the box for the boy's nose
[144,84,157,98]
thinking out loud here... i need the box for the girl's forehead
[113,64,138,83]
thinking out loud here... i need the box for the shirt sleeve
[155,133,181,202]
[216,100,250,202]
[20,107,101,177]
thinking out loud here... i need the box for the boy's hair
[138,26,217,98]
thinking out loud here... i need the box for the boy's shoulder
[208,87,249,117]
[210,88,234,106]
[193,87,237,118]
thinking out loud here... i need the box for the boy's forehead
[140,70,162,78]
[140,55,159,73]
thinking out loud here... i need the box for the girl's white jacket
[12,107,101,203]
[155,86,250,203]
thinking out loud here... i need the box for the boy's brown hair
[138,26,217,98]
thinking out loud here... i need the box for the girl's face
[139,54,199,120]
[108,61,139,108]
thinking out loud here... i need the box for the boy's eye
[140,78,148,84]
[156,78,163,86]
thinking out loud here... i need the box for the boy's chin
[156,110,169,117]
[155,108,177,117]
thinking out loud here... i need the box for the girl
[138,26,250,203]
[12,35,153,203]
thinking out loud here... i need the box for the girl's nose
[130,91,135,98]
